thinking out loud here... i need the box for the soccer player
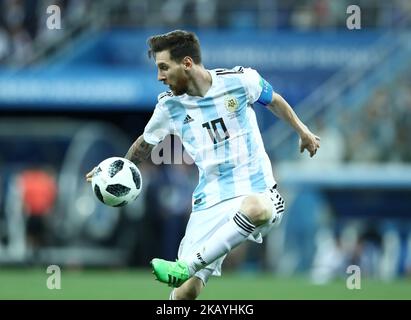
[86,30,320,300]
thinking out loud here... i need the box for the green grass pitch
[0,268,410,300]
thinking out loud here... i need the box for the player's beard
[170,73,189,96]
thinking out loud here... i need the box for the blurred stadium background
[0,0,411,299]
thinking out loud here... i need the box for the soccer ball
[91,157,142,207]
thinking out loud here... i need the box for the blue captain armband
[257,77,274,106]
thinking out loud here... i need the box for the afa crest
[224,95,239,113]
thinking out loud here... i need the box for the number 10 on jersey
[202,118,230,144]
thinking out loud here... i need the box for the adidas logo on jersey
[183,114,194,124]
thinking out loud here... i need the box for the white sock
[185,211,256,275]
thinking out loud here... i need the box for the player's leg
[182,192,274,275]
[240,192,274,226]
[152,209,223,289]
[169,265,215,300]
[152,186,283,287]
[170,276,203,300]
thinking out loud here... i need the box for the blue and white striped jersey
[143,67,276,211]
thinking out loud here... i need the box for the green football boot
[150,258,191,288]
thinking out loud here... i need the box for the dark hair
[147,30,202,64]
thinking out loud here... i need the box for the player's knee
[241,195,271,226]
[174,277,203,300]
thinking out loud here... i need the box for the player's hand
[299,131,321,157]
[85,167,97,183]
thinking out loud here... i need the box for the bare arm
[86,135,154,182]
[124,135,155,165]
[267,93,320,157]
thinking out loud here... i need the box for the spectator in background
[0,0,92,65]
[158,163,195,261]
[344,88,393,162]
[19,169,57,250]
[392,74,411,162]
[1,0,411,66]
[0,26,10,62]
[146,159,195,261]
[1,0,33,65]
[140,137,196,262]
